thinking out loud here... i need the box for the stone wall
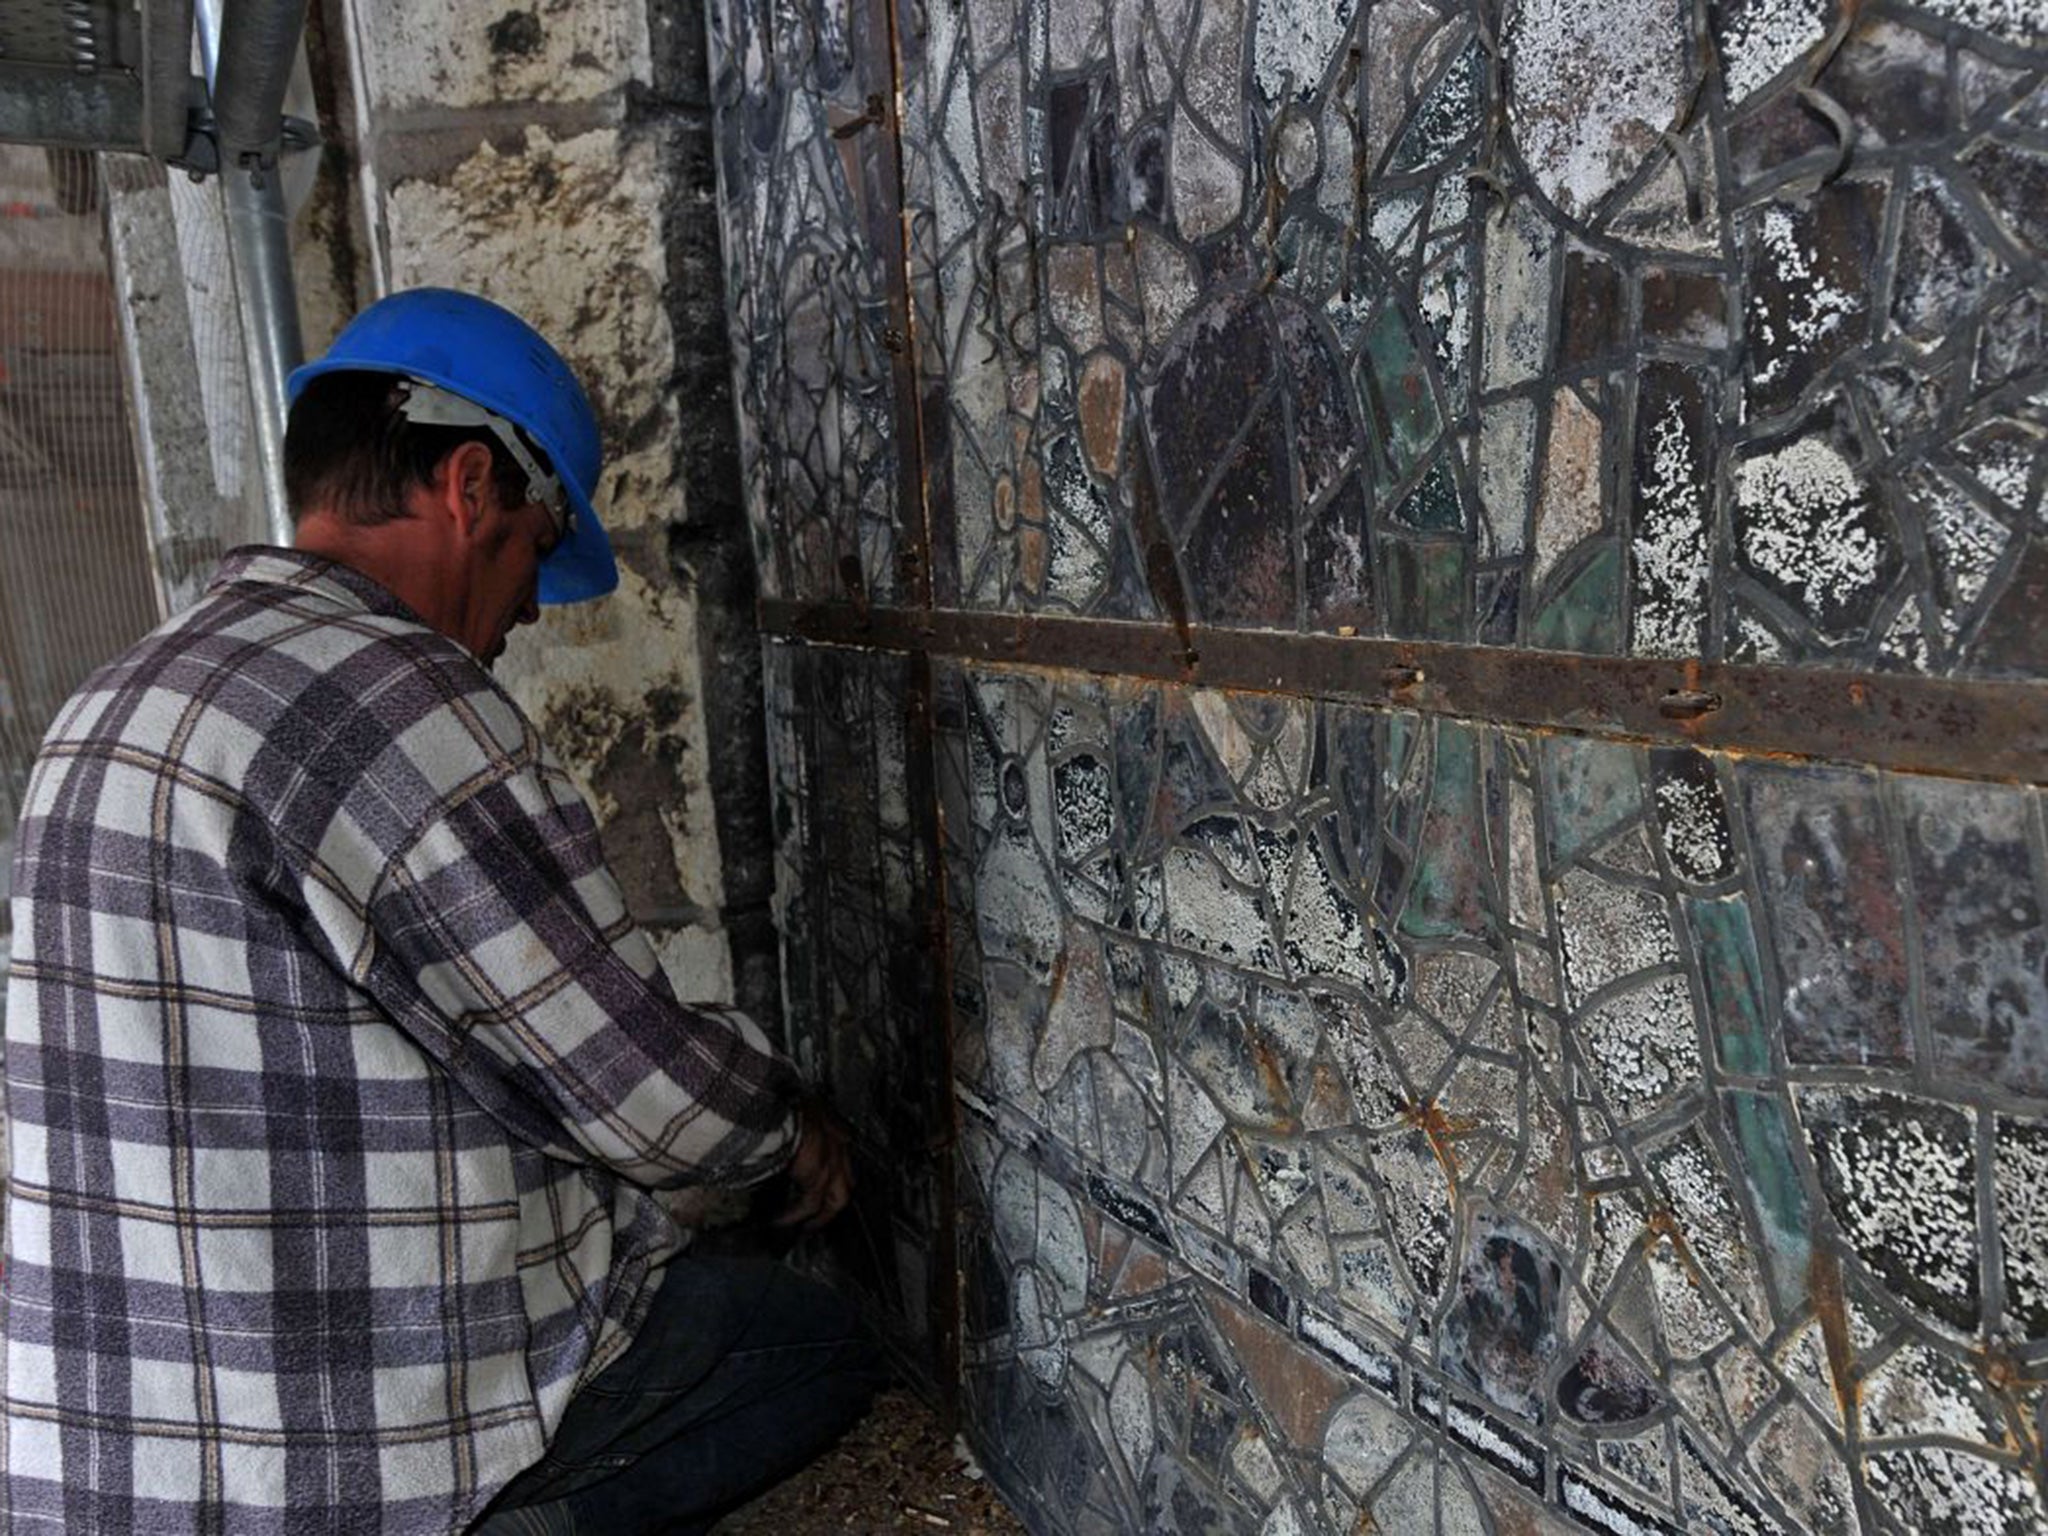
[317,0,777,1024]
[712,0,2048,1533]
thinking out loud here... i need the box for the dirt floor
[712,1388,1028,1535]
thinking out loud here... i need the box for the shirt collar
[212,545,438,632]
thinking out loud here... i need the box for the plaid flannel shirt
[2,549,800,1534]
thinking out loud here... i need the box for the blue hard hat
[288,288,616,604]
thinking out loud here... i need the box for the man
[2,288,882,1534]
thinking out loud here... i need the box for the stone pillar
[101,158,272,614]
[316,0,776,1025]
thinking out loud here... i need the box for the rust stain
[1404,1100,1468,1191]
[1806,1246,1861,1429]
[1531,1144,1572,1211]
[1982,1347,2021,1398]
[1019,455,1045,526]
[1207,1292,1348,1446]
[1045,946,1070,1008]
[1019,529,1048,595]
[1483,1493,1549,1536]
[1249,1036,1300,1135]
[831,134,866,230]
[1078,353,1126,477]
[1047,243,1101,345]
[1078,1199,1103,1258]
[1977,1346,2040,1461]
[1982,1343,2015,1409]
[1304,1060,1351,1127]
[1145,539,1197,672]
[1126,443,1198,676]
[1111,1240,1171,1299]
[1643,1215,1726,1326]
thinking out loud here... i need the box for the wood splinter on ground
[712,1389,1027,1534]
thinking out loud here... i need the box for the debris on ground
[712,1388,1027,1534]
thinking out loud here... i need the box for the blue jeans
[471,1256,888,1535]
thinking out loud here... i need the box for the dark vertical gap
[298,0,368,331]
[869,0,934,607]
[900,642,962,1419]
[638,0,784,1039]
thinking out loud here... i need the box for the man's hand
[773,1094,855,1230]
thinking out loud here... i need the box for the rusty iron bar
[864,0,930,609]
[867,0,956,1415]
[759,599,2048,785]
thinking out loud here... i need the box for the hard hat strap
[394,379,570,537]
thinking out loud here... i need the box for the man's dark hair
[283,370,548,526]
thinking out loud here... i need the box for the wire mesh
[0,142,163,915]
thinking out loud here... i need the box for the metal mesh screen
[0,142,162,915]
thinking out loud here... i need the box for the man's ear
[438,440,498,539]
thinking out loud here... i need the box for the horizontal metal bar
[759,600,2048,785]
[0,64,145,150]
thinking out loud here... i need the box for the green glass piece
[1539,735,1640,866]
[1400,721,1492,940]
[1426,542,1467,641]
[1724,1090,1813,1314]
[1528,542,1622,654]
[1385,535,1467,642]
[1384,713,1424,849]
[1393,459,1465,534]
[1364,304,1443,481]
[1686,896,1770,1076]
[1386,714,1413,792]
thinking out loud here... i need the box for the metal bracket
[169,103,318,180]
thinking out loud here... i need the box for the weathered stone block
[351,0,650,115]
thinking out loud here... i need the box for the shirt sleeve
[356,746,800,1191]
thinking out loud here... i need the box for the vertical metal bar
[868,0,961,1411]
[898,642,961,1417]
[218,172,301,544]
[194,0,225,95]
[211,0,308,159]
[195,0,305,546]
[141,0,197,160]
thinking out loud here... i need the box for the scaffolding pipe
[220,177,302,545]
[197,0,309,546]
[211,0,307,160]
